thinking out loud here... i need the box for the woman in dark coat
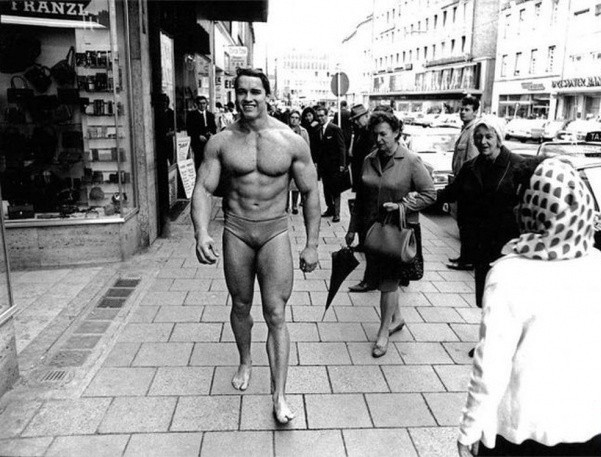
[437,116,525,308]
[301,107,320,169]
[346,111,436,357]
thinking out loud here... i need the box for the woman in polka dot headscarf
[458,157,601,456]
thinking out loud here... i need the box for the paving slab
[0,401,42,439]
[382,365,445,392]
[434,364,472,391]
[221,323,269,342]
[202,431,273,457]
[442,342,476,365]
[343,428,419,457]
[286,366,331,394]
[333,306,380,322]
[450,323,480,342]
[408,426,458,457]
[408,323,459,342]
[456,307,483,324]
[129,306,160,323]
[46,435,130,457]
[424,293,472,308]
[118,323,173,343]
[98,397,176,433]
[102,342,140,367]
[83,367,155,396]
[362,323,414,342]
[365,393,436,427]
[169,323,222,342]
[201,306,231,322]
[291,306,337,322]
[240,395,306,430]
[148,367,214,396]
[317,323,368,341]
[287,323,320,341]
[305,394,372,429]
[274,430,346,457]
[328,366,389,393]
[424,392,467,426]
[211,366,271,395]
[132,342,193,366]
[170,279,212,291]
[141,291,187,306]
[0,437,53,457]
[297,342,351,365]
[417,307,465,323]
[154,306,204,322]
[124,433,202,457]
[310,291,353,307]
[185,291,229,306]
[396,342,454,365]
[171,396,240,431]
[22,398,111,437]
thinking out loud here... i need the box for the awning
[199,0,268,22]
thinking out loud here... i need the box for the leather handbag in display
[51,46,76,85]
[24,64,52,93]
[51,104,73,123]
[8,204,35,220]
[364,204,416,263]
[6,76,34,104]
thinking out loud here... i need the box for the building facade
[340,14,374,106]
[367,0,499,114]
[274,50,334,106]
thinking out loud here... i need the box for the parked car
[402,126,458,191]
[555,120,601,141]
[542,120,569,141]
[430,113,462,129]
[505,118,547,142]
[412,112,441,127]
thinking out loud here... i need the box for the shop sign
[0,0,107,27]
[175,134,191,163]
[227,46,248,72]
[177,159,196,199]
[552,76,601,89]
[586,131,601,142]
[521,82,546,91]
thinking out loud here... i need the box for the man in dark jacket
[186,96,217,170]
[333,100,352,152]
[316,106,346,222]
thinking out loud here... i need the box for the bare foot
[232,364,251,391]
[273,396,295,424]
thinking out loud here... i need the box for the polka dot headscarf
[509,158,596,261]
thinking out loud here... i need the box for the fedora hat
[350,104,368,120]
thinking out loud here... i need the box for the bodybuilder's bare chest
[222,135,291,177]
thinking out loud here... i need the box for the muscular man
[191,68,320,424]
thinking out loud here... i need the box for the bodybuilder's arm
[191,134,222,263]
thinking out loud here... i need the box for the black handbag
[0,28,41,73]
[30,126,58,164]
[52,104,73,123]
[335,166,352,193]
[4,106,27,124]
[28,94,59,122]
[364,205,417,263]
[24,64,52,93]
[7,76,34,104]
[51,46,77,86]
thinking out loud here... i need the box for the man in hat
[346,103,378,292]
[191,68,320,424]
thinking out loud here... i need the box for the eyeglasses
[290,116,300,119]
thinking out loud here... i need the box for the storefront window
[0,0,135,223]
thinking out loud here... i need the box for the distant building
[274,50,334,106]
[340,14,374,106]
[366,0,499,114]
[492,0,569,119]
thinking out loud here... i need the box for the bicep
[195,136,221,193]
[291,140,318,193]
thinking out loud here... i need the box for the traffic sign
[330,72,349,96]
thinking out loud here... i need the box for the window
[547,46,556,72]
[451,39,456,54]
[416,48,420,60]
[434,14,438,28]
[432,44,436,58]
[396,53,400,64]
[534,2,541,19]
[551,0,559,24]
[461,36,466,53]
[501,54,508,77]
[424,46,428,60]
[443,10,447,26]
[441,41,446,56]
[403,51,406,63]
[529,49,538,74]
[518,9,525,34]
[418,21,421,31]
[409,50,413,61]
[453,6,457,22]
[426,18,429,30]
[514,52,522,75]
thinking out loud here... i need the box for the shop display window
[0,0,135,223]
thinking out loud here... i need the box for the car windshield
[408,132,458,152]
[538,142,601,158]
[580,167,601,210]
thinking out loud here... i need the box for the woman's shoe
[372,339,389,358]
[389,320,406,336]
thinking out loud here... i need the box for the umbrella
[323,246,360,320]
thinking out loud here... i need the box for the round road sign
[330,72,349,96]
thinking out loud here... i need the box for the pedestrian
[448,95,480,271]
[191,68,320,424]
[345,110,435,357]
[186,95,217,170]
[346,103,378,293]
[437,115,524,311]
[458,157,601,457]
[288,109,310,214]
[315,105,346,222]
[333,100,352,152]
[301,106,320,169]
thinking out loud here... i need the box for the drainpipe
[209,20,216,112]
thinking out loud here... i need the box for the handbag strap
[10,75,28,89]
[66,46,75,67]
[397,203,408,229]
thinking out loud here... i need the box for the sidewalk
[0,192,479,457]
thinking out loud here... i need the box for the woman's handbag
[7,76,34,104]
[51,46,76,85]
[335,166,352,193]
[364,204,417,263]
[24,64,52,93]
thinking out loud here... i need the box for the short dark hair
[195,95,208,104]
[289,109,301,118]
[341,100,348,108]
[315,106,328,116]
[216,102,223,109]
[368,110,402,135]
[234,68,271,96]
[226,101,235,110]
[461,95,480,111]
